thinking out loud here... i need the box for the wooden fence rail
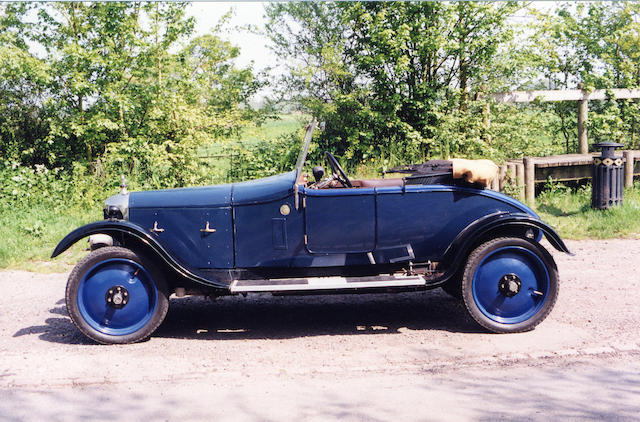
[486,86,640,155]
[492,150,640,204]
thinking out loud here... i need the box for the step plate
[230,274,426,293]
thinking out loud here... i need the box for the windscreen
[295,119,317,177]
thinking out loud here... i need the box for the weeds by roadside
[536,182,640,239]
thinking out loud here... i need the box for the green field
[198,113,307,156]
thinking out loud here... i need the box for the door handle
[151,221,164,233]
[200,221,216,233]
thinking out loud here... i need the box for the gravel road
[1,239,639,420]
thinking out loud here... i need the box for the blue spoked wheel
[66,246,169,344]
[461,237,558,333]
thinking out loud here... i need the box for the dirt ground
[1,239,639,420]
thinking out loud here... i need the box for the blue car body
[127,171,537,269]
[53,121,570,343]
[54,155,566,288]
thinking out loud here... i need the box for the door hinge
[302,196,306,208]
[304,234,308,245]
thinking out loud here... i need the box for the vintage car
[52,120,571,344]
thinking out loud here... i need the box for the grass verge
[0,203,101,272]
[536,183,640,239]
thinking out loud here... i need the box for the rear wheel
[462,237,558,333]
[66,246,169,344]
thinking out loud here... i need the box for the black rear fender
[438,213,571,283]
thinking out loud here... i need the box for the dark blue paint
[305,188,376,253]
[232,171,296,205]
[49,220,229,289]
[233,196,302,268]
[77,258,158,335]
[128,207,234,268]
[58,162,563,286]
[130,184,231,208]
[471,246,549,324]
[125,171,545,271]
[376,189,523,261]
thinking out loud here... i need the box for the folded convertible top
[385,159,498,188]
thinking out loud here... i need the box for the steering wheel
[324,151,352,188]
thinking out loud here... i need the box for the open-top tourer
[53,120,570,344]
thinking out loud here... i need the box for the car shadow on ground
[12,299,94,345]
[15,289,484,345]
[156,289,484,340]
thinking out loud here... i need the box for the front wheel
[66,246,169,344]
[462,237,558,333]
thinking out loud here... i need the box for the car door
[303,187,376,253]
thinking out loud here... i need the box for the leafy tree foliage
[517,2,640,149]
[0,2,261,186]
[266,2,523,165]
[3,1,640,191]
[268,2,640,163]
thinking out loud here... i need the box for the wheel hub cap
[498,273,521,297]
[105,285,129,309]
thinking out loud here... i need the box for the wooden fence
[487,86,640,154]
[492,150,640,203]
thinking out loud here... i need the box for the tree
[0,4,51,164]
[0,2,263,186]
[266,2,520,165]
[533,3,640,149]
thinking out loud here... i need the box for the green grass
[536,183,640,239]
[0,203,101,272]
[199,113,307,156]
[234,113,306,143]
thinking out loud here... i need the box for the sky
[189,2,275,72]
[187,1,559,72]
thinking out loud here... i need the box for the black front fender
[51,220,228,289]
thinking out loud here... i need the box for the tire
[66,246,169,344]
[461,237,558,333]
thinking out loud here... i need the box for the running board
[230,274,426,293]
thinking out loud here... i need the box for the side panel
[50,220,230,289]
[376,186,524,262]
[304,188,376,253]
[128,207,233,268]
[233,195,305,268]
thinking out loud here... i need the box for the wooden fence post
[624,150,634,188]
[498,165,507,192]
[524,157,535,205]
[507,163,516,186]
[516,163,525,201]
[578,83,589,154]
[491,175,499,191]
